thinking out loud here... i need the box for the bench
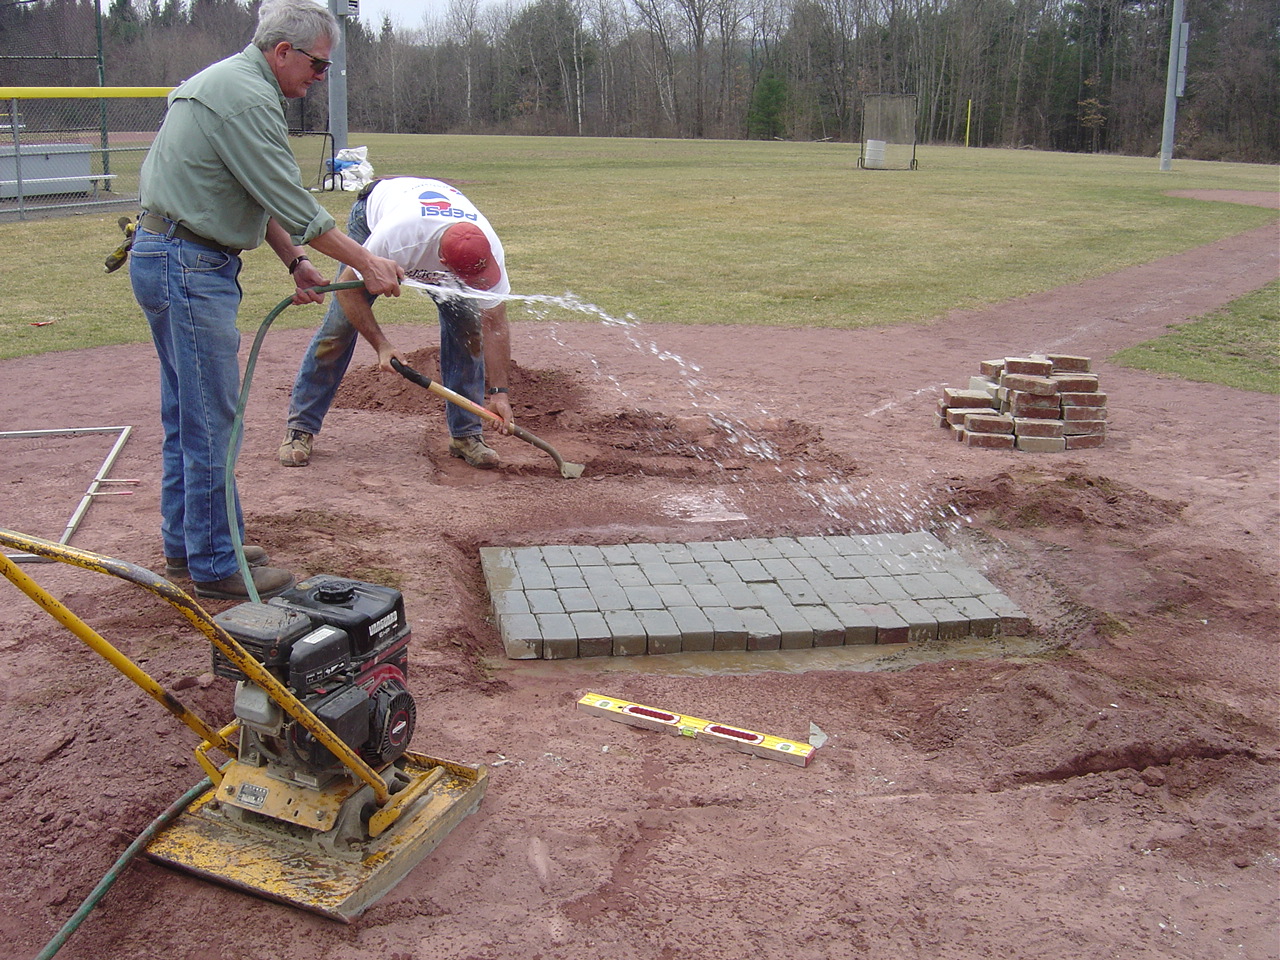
[0,173,117,199]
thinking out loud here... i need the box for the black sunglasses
[292,46,332,75]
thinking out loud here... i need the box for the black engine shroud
[213,576,416,775]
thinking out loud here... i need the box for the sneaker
[448,435,499,469]
[165,545,269,579]
[279,429,313,467]
[194,565,296,600]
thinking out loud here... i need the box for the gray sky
[349,0,450,30]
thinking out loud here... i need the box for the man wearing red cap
[279,177,513,468]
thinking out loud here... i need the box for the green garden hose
[35,777,212,960]
[225,281,368,602]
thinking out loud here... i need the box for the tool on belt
[103,216,136,273]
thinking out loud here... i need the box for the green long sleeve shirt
[138,44,335,251]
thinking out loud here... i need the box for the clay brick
[968,376,999,396]
[1015,436,1066,453]
[1052,373,1100,392]
[1061,391,1108,407]
[1063,404,1107,421]
[942,388,997,409]
[946,408,969,425]
[963,412,1014,434]
[1010,392,1063,418]
[1003,357,1054,376]
[965,432,1015,450]
[952,424,967,442]
[1048,354,1091,373]
[1065,433,1107,449]
[978,360,1006,379]
[1001,374,1059,396]
[1013,418,1064,438]
[1062,420,1107,436]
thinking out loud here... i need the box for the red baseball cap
[438,223,501,290]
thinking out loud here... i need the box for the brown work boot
[194,565,295,600]
[279,429,313,467]
[166,545,269,578]
[448,435,499,469]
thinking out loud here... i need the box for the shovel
[390,358,584,479]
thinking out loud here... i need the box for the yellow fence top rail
[0,87,174,99]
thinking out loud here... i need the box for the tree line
[2,0,1276,161]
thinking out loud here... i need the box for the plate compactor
[0,530,487,923]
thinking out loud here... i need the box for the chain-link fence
[0,89,168,222]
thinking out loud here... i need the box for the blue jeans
[286,194,486,439]
[129,226,246,583]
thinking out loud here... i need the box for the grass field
[1110,279,1280,393]
[1,135,1276,373]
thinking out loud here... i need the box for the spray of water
[408,280,980,551]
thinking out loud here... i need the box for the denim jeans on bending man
[285,192,487,441]
[129,227,247,583]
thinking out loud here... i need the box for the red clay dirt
[0,191,1276,960]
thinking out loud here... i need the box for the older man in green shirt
[130,0,403,601]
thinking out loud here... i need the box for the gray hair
[252,0,339,51]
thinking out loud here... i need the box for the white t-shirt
[362,178,509,307]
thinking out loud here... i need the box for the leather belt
[139,213,241,257]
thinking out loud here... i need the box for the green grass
[1,135,1276,361]
[1110,280,1280,393]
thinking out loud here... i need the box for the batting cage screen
[859,94,919,171]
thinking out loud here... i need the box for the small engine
[212,576,416,783]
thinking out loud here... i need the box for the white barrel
[863,139,886,168]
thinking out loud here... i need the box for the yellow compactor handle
[0,528,394,806]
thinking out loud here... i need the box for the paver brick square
[604,610,647,656]
[766,604,815,649]
[739,608,782,650]
[889,600,940,643]
[918,598,970,641]
[571,611,612,657]
[623,585,664,610]
[536,613,578,659]
[827,603,878,644]
[864,605,910,644]
[637,609,682,655]
[484,536,1030,659]
[558,587,598,613]
[705,606,749,650]
[498,612,541,659]
[669,606,715,652]
[799,605,847,646]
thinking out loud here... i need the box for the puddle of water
[496,634,1053,679]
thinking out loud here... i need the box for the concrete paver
[483,533,1030,659]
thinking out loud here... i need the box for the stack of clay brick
[937,354,1108,452]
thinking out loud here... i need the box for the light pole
[327,0,354,155]
[1158,0,1189,171]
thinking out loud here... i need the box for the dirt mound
[945,468,1185,532]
